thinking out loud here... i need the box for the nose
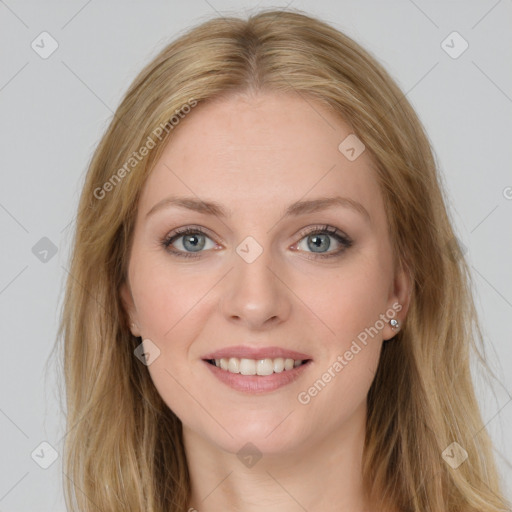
[220,246,292,330]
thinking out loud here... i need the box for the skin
[121,91,411,512]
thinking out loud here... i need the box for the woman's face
[121,91,409,455]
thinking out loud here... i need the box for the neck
[183,403,371,512]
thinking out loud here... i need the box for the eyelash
[161,224,353,260]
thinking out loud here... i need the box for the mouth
[204,357,311,376]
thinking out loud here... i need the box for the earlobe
[383,260,412,341]
[130,322,141,338]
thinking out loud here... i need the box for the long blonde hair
[57,9,510,511]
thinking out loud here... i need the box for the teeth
[213,357,306,375]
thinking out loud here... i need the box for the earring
[390,319,400,331]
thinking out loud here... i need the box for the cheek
[294,271,388,434]
[309,256,392,346]
[130,260,216,429]
[297,341,381,442]
[294,256,390,410]
[130,256,215,342]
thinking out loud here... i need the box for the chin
[210,415,308,456]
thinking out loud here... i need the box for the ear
[120,281,142,337]
[382,259,412,341]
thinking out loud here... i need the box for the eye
[293,225,352,259]
[162,227,217,258]
[161,224,352,260]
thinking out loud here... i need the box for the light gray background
[1,1,511,510]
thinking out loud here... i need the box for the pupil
[184,234,205,252]
[309,234,330,253]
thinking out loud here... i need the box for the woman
[58,9,510,512]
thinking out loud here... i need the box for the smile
[203,357,312,393]
[205,357,309,375]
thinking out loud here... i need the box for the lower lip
[203,360,312,393]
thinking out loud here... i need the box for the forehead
[138,91,384,221]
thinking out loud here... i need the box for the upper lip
[202,345,312,361]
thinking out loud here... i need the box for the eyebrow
[145,195,370,222]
